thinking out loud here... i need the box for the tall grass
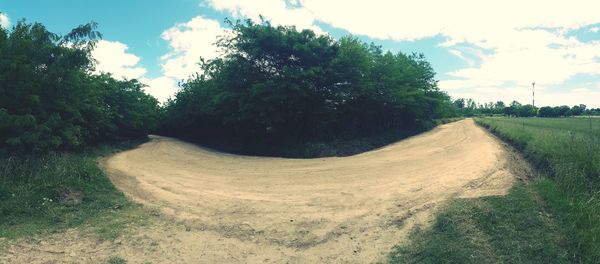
[0,141,148,239]
[477,117,600,262]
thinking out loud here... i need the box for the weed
[0,141,149,239]
[390,184,570,263]
[107,256,127,264]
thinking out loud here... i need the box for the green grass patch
[476,117,600,263]
[0,140,149,240]
[107,256,128,264]
[390,184,571,263]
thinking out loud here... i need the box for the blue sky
[1,0,600,107]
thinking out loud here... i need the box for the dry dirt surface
[2,119,527,264]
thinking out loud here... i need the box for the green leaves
[0,21,160,154]
[161,19,455,146]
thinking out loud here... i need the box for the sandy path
[2,119,522,263]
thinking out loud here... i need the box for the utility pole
[532,82,536,108]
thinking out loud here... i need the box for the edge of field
[388,118,576,263]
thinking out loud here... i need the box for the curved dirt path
[2,119,524,263]
[104,119,516,263]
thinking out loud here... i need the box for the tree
[538,106,555,117]
[518,104,536,117]
[453,98,465,109]
[494,101,506,114]
[567,104,586,116]
[556,105,570,116]
[161,19,455,151]
[0,20,160,153]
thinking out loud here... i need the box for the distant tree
[584,108,600,116]
[518,104,536,117]
[567,104,586,116]
[466,99,477,109]
[556,105,570,116]
[494,101,506,110]
[453,98,465,109]
[502,101,521,116]
[510,101,522,108]
[538,106,555,117]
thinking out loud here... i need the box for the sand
[2,119,527,263]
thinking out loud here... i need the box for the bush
[160,19,455,154]
[0,20,160,154]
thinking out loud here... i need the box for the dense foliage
[161,20,455,152]
[536,104,593,117]
[0,21,160,154]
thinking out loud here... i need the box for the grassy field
[391,117,600,263]
[0,141,149,240]
[477,117,600,262]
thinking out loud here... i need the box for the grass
[0,140,149,240]
[390,117,600,263]
[390,184,570,263]
[477,117,600,262]
[107,256,128,264]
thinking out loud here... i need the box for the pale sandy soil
[1,119,529,264]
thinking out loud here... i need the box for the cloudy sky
[2,0,600,107]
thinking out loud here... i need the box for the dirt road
[3,119,525,263]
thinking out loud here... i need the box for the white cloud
[438,79,505,91]
[92,40,147,80]
[446,30,600,87]
[300,0,600,88]
[142,76,179,103]
[539,91,600,107]
[298,0,600,41]
[591,27,599,33]
[203,0,600,107]
[0,13,9,29]
[91,16,226,104]
[210,0,323,34]
[92,40,180,103]
[572,87,591,93]
[448,49,477,67]
[160,16,229,80]
[447,85,600,108]
[118,16,228,103]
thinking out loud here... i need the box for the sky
[1,0,600,107]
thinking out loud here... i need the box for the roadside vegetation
[0,21,158,238]
[392,117,600,263]
[0,21,160,155]
[390,185,570,263]
[159,19,458,157]
[0,142,149,239]
[477,117,600,262]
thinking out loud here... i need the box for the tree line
[2,18,458,156]
[0,20,161,154]
[8,17,594,157]
[453,98,600,117]
[160,19,456,151]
